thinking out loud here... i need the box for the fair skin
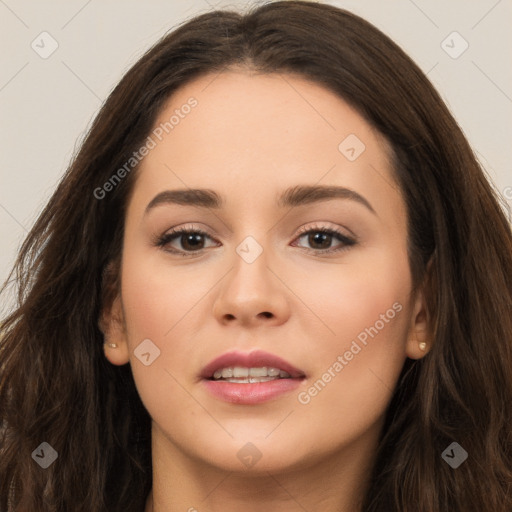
[102,69,429,512]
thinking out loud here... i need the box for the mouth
[200,349,306,381]
[209,365,295,383]
[200,350,306,404]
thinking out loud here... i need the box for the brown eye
[178,232,206,251]
[305,231,334,250]
[156,228,218,255]
[293,226,356,254]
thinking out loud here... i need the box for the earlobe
[103,341,130,365]
[407,336,430,360]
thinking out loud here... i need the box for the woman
[1,1,511,511]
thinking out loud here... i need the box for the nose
[212,243,290,328]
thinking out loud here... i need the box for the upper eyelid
[163,222,354,240]
[295,222,356,239]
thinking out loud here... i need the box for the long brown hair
[1,1,511,510]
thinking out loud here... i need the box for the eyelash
[155,223,357,257]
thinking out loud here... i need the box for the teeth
[211,366,291,380]
[233,366,249,377]
[249,367,267,377]
[225,376,277,383]
[221,368,233,378]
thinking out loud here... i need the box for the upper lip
[200,350,306,379]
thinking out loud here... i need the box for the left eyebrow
[276,184,376,215]
[144,184,376,216]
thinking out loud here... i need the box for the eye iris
[309,232,331,249]
[182,233,204,250]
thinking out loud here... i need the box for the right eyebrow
[145,189,221,214]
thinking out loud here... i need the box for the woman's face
[104,70,428,474]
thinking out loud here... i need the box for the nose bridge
[212,230,289,325]
[229,232,272,301]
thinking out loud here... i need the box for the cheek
[120,239,212,343]
[289,241,411,352]
[291,247,411,429]
[118,246,212,415]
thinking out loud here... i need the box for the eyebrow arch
[277,184,376,214]
[144,185,376,215]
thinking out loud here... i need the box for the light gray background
[1,0,511,312]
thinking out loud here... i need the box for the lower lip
[202,378,303,404]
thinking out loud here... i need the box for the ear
[100,294,130,365]
[405,289,430,360]
[99,261,130,366]
[405,259,434,360]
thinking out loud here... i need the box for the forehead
[129,70,403,224]
[149,69,388,161]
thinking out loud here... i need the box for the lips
[200,350,306,380]
[200,350,306,404]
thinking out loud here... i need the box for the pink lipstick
[200,350,306,404]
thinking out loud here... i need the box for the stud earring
[418,342,427,351]
[105,342,118,348]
